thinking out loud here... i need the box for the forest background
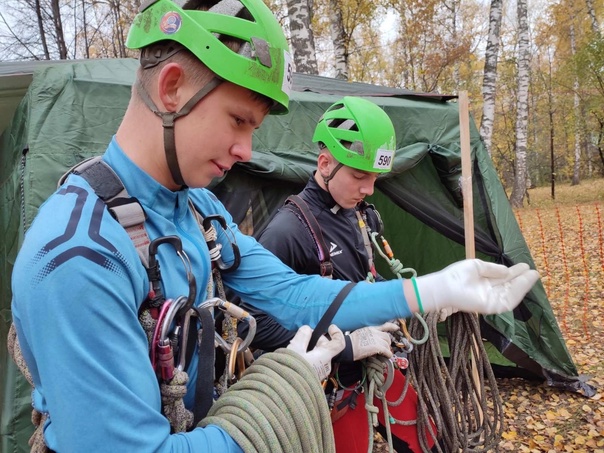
[2,0,604,208]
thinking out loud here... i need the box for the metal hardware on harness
[198,297,257,354]
[201,215,241,272]
[148,236,196,318]
[227,337,243,384]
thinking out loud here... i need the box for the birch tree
[510,0,530,207]
[570,22,582,186]
[329,0,348,80]
[585,0,599,35]
[286,0,318,74]
[479,0,503,157]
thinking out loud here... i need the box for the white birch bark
[479,0,503,157]
[286,0,318,74]
[510,0,530,208]
[570,23,581,185]
[329,0,348,80]
[586,0,600,35]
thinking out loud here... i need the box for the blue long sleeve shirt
[11,137,411,452]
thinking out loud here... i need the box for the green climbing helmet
[312,96,397,173]
[126,0,293,114]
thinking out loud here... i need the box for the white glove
[438,307,459,322]
[287,324,346,381]
[414,259,540,315]
[349,322,399,360]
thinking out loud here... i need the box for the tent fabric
[0,58,592,452]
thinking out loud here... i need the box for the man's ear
[157,63,186,112]
[317,151,332,178]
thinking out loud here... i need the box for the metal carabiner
[198,297,257,354]
[227,337,243,383]
[147,235,197,319]
[202,215,241,273]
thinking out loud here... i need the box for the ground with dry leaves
[498,178,604,452]
[374,178,604,453]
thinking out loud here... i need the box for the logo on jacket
[329,242,343,257]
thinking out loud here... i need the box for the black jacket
[239,176,385,377]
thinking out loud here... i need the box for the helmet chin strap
[135,77,223,188]
[322,162,343,190]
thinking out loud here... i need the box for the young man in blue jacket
[10,0,539,451]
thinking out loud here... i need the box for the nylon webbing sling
[307,281,357,351]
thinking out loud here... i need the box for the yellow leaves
[502,430,517,440]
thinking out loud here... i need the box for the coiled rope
[370,232,504,452]
[200,348,335,453]
[407,311,504,452]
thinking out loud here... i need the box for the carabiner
[199,297,257,354]
[202,215,241,273]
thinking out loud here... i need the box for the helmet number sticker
[282,50,293,97]
[374,149,394,170]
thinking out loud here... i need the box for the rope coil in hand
[200,348,335,453]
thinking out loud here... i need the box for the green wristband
[411,277,424,314]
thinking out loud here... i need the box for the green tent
[0,58,592,451]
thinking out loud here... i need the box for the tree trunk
[570,23,581,186]
[50,0,68,59]
[586,0,600,35]
[510,0,530,208]
[329,0,348,80]
[479,0,503,157]
[34,0,51,59]
[286,0,318,74]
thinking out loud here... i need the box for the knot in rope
[160,369,194,432]
[363,356,389,427]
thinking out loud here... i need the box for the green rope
[199,348,335,453]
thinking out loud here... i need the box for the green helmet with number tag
[126,0,293,114]
[312,96,396,173]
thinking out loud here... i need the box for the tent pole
[458,91,485,425]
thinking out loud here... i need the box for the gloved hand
[438,307,459,322]
[349,322,399,360]
[287,324,346,381]
[414,259,540,315]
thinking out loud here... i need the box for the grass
[524,177,604,208]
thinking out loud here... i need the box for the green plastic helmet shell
[126,0,293,114]
[312,96,396,173]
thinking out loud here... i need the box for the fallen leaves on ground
[500,180,604,452]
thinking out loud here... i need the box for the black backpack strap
[284,195,333,278]
[307,281,357,351]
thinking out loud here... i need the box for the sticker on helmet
[373,149,394,170]
[282,50,293,96]
[160,12,182,35]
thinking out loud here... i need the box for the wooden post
[458,91,484,423]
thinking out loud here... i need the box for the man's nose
[231,135,253,162]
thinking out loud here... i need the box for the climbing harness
[8,156,257,451]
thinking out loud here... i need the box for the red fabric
[332,371,436,453]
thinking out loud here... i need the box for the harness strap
[62,156,151,268]
[193,306,216,425]
[355,209,376,279]
[307,281,357,351]
[284,195,333,278]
